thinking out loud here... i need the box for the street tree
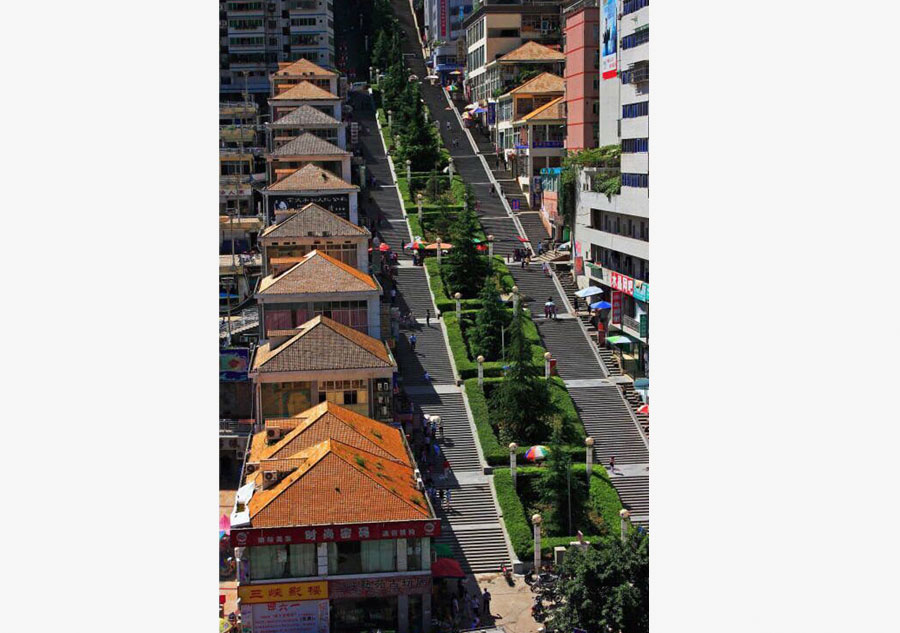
[442,203,487,297]
[469,279,508,361]
[546,530,649,633]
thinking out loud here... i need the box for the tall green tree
[546,531,649,633]
[371,30,392,72]
[540,420,586,535]
[400,88,442,172]
[469,279,508,361]
[442,203,487,297]
[489,305,554,443]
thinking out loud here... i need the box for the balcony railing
[532,139,564,148]
[622,314,640,333]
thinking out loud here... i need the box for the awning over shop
[606,336,632,346]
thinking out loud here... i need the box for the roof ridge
[261,203,368,238]
[517,95,566,122]
[509,71,564,95]
[316,316,392,364]
[248,440,333,517]
[259,249,376,293]
[275,58,337,77]
[273,104,340,126]
[274,131,349,156]
[265,163,357,192]
[273,80,339,101]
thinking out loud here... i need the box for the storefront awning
[606,336,632,346]
[431,557,465,578]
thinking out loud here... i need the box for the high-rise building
[220,0,336,98]
[562,0,600,151]
[572,0,649,378]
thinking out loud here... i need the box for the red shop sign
[609,271,635,297]
[231,520,441,548]
[611,291,623,325]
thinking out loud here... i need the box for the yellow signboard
[238,580,328,604]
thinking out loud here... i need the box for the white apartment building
[572,0,649,378]
[221,0,336,97]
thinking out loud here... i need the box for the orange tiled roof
[252,315,395,373]
[248,402,411,467]
[266,164,358,192]
[258,250,377,295]
[272,81,339,101]
[274,58,338,78]
[498,41,565,63]
[508,72,565,95]
[247,439,431,527]
[517,96,566,123]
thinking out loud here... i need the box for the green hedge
[442,309,546,379]
[425,256,513,312]
[495,466,623,560]
[463,377,587,465]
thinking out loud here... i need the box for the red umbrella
[379,242,392,252]
[431,557,465,578]
[637,404,649,415]
[516,236,530,243]
[476,244,488,251]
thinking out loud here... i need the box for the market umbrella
[378,242,392,252]
[449,70,463,75]
[462,111,473,119]
[476,244,488,251]
[473,107,487,114]
[516,236,530,243]
[425,242,453,250]
[589,300,612,310]
[447,84,459,91]
[633,378,649,390]
[525,445,550,462]
[433,543,453,558]
[426,74,439,80]
[606,336,631,346]
[408,74,419,81]
[464,103,479,110]
[405,239,427,249]
[575,286,604,298]
[432,557,466,578]
[636,404,649,415]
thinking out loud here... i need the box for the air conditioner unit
[229,438,239,449]
[267,427,284,441]
[246,463,259,474]
[263,471,279,488]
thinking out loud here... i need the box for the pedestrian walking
[445,488,452,510]
[443,458,451,480]
[423,370,432,382]
[439,488,446,508]
[542,261,550,277]
[457,579,466,600]
[451,594,459,620]
[609,455,616,471]
[537,241,544,255]
[482,590,491,617]
[409,334,417,352]
[425,309,431,326]
[438,416,444,439]
[446,121,451,132]
[489,186,495,197]
[390,287,397,304]
[520,256,526,269]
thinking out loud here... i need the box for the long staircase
[355,31,512,572]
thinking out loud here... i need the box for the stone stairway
[608,476,649,528]
[566,385,648,465]
[395,267,436,317]
[507,264,566,320]
[537,319,607,381]
[479,217,521,257]
[395,323,456,387]
[516,212,550,252]
[555,272,624,377]
[406,390,481,473]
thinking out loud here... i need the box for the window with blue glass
[622,101,649,118]
[622,27,649,50]
[621,173,649,188]
[622,138,648,153]
[623,0,649,16]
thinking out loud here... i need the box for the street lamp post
[585,437,594,481]
[448,157,454,181]
[512,285,519,312]
[619,509,631,543]
[509,442,518,489]
[487,234,494,259]
[388,109,393,131]
[436,236,443,264]
[532,514,542,573]
[417,193,424,227]
[406,159,412,182]
[544,351,552,379]
[477,355,485,386]
[454,292,462,320]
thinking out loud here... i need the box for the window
[229,18,263,29]
[291,17,316,26]
[289,543,317,577]
[621,138,648,153]
[328,541,362,575]
[623,0,650,16]
[622,27,649,50]
[290,33,320,46]
[361,539,396,572]
[229,36,265,47]
[406,538,424,571]
[249,544,316,580]
[318,379,368,412]
[622,101,649,118]
[621,172,649,188]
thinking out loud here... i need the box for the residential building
[230,401,438,633]
[266,132,352,183]
[562,0,600,151]
[483,40,564,101]
[256,249,382,339]
[269,81,343,122]
[511,95,566,208]
[249,315,396,422]
[258,202,370,275]
[462,0,563,103]
[424,0,474,47]
[269,104,346,151]
[220,0,336,98]
[572,0,649,378]
[221,101,266,216]
[263,163,360,225]
[271,56,340,97]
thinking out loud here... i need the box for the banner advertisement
[609,271,634,296]
[633,280,649,303]
[239,581,328,605]
[601,0,617,79]
[232,519,441,547]
[328,574,432,599]
[574,256,584,276]
[250,599,329,633]
[220,348,250,381]
[639,313,649,338]
[269,194,350,220]
[611,291,623,325]
[487,102,495,125]
[440,0,448,39]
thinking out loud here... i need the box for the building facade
[220,0,336,98]
[571,0,649,378]
[562,0,600,151]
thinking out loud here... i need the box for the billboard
[249,599,329,633]
[269,193,350,221]
[440,0,448,39]
[601,0,617,79]
[220,347,250,381]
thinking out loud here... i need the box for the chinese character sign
[611,291,623,325]
[239,581,328,605]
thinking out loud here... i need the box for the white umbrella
[425,74,439,80]
[575,286,604,298]
[464,103,478,111]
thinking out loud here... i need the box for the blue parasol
[590,301,612,310]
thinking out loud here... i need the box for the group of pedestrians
[449,580,492,629]
[544,297,558,320]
